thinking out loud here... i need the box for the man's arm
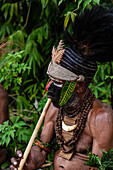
[40,102,58,142]
[90,107,113,157]
[10,102,58,170]
[30,102,58,168]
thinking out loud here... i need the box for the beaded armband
[34,140,51,153]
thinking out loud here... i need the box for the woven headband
[47,40,97,83]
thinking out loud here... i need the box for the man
[0,85,9,169]
[10,6,113,170]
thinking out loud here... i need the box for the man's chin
[52,100,60,108]
[47,94,60,108]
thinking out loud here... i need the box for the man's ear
[75,81,86,93]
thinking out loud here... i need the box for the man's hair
[63,6,113,63]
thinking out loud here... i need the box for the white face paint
[49,75,64,84]
[49,75,64,87]
[53,82,63,87]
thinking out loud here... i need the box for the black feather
[63,6,113,63]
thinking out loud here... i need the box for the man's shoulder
[89,99,113,128]
[88,99,113,140]
[91,98,113,117]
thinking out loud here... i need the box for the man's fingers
[17,150,23,158]
[10,151,23,170]
[10,164,18,170]
[11,157,18,166]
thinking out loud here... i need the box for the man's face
[47,76,78,108]
[47,76,65,108]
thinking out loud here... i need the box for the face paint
[47,81,63,108]
[59,81,77,106]
[47,79,77,108]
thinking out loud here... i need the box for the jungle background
[0,0,113,169]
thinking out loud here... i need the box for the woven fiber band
[47,46,97,84]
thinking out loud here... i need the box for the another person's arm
[0,85,9,167]
[0,85,9,124]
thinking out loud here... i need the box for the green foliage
[89,62,113,106]
[63,0,101,29]
[58,0,66,6]
[0,116,35,168]
[0,51,30,92]
[1,161,10,169]
[0,117,34,148]
[85,149,113,170]
[37,94,48,112]
[0,0,112,105]
[0,0,113,168]
[0,119,27,146]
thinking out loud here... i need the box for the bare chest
[76,122,93,153]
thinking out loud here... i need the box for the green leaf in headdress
[59,81,77,106]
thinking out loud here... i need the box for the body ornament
[62,120,77,132]
[56,88,95,153]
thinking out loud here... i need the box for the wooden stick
[18,98,52,170]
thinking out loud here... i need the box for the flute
[18,98,52,170]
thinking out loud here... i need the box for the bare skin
[0,85,9,168]
[10,83,113,170]
[0,85,9,124]
[54,99,113,170]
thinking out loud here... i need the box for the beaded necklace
[55,88,95,153]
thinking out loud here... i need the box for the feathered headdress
[47,6,113,85]
[63,6,113,63]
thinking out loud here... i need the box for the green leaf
[16,127,30,143]
[83,0,92,10]
[1,3,10,20]
[1,161,10,169]
[3,120,9,126]
[77,0,82,8]
[58,0,65,6]
[93,0,100,5]
[15,30,25,44]
[97,82,104,87]
[52,0,57,4]
[37,95,48,112]
[9,4,14,21]
[13,121,27,129]
[94,88,98,98]
[105,75,113,79]
[64,12,71,29]
[41,0,49,8]
[44,24,48,39]
[14,3,18,16]
[71,13,77,23]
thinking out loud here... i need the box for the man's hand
[10,150,36,170]
[10,146,47,170]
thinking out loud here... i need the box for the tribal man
[10,6,113,170]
